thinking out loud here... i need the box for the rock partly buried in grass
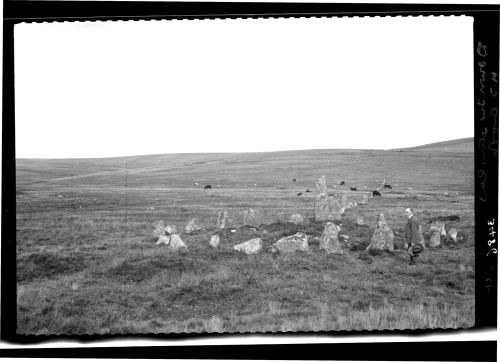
[272,232,309,253]
[320,222,343,254]
[185,219,201,233]
[210,234,220,248]
[156,234,171,245]
[429,221,447,237]
[153,220,166,237]
[169,234,187,250]
[242,208,263,227]
[365,213,394,252]
[234,238,262,254]
[216,210,229,229]
[165,225,177,235]
[448,228,458,242]
[289,213,304,224]
[356,216,364,225]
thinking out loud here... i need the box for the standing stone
[169,234,187,250]
[341,194,349,209]
[328,197,345,221]
[314,176,330,221]
[216,210,229,229]
[418,224,426,248]
[448,228,458,242]
[430,231,441,248]
[153,220,166,237]
[273,232,309,253]
[366,213,395,251]
[242,208,263,227]
[320,222,343,254]
[356,216,364,225]
[430,221,446,237]
[156,234,171,245]
[185,218,201,233]
[290,214,304,224]
[234,238,262,254]
[209,234,220,248]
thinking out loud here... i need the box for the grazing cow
[204,184,212,190]
[340,181,345,185]
[372,190,381,197]
[292,179,296,182]
[297,192,303,196]
[384,184,392,189]
[350,187,357,191]
[306,189,311,193]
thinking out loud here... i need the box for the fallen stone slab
[234,238,262,254]
[273,232,309,253]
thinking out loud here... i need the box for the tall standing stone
[314,176,330,221]
[366,213,395,251]
[216,210,229,229]
[320,222,343,254]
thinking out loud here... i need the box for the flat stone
[273,232,309,253]
[234,238,262,254]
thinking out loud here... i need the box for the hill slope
[393,137,473,152]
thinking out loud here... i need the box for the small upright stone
[366,213,395,251]
[290,214,304,224]
[169,234,187,250]
[243,208,263,227]
[273,232,309,253]
[430,221,446,237]
[185,219,201,233]
[356,216,364,225]
[156,234,171,245]
[430,231,441,248]
[320,222,343,254]
[328,197,345,221]
[165,225,177,235]
[209,234,220,248]
[153,220,166,237]
[216,210,229,229]
[448,228,458,242]
[234,238,262,254]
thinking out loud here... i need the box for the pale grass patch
[204,316,224,333]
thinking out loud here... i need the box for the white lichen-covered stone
[234,238,262,254]
[320,222,343,254]
[209,234,220,248]
[366,213,395,251]
[273,233,309,253]
[169,234,187,250]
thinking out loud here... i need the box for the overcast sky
[14,16,473,159]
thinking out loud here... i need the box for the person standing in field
[404,207,423,265]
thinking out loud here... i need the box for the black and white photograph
[11,11,485,336]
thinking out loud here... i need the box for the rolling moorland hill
[392,137,474,152]
[15,138,475,334]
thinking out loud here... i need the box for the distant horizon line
[16,136,474,160]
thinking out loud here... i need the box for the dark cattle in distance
[204,185,212,190]
[297,192,303,196]
[292,179,297,182]
[340,181,345,185]
[305,189,311,193]
[384,184,392,189]
[350,187,357,191]
[373,190,381,197]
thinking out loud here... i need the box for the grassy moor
[16,138,475,334]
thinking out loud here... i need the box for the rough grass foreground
[17,218,474,335]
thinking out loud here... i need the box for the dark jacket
[405,215,421,245]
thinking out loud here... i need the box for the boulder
[169,234,186,250]
[165,225,177,235]
[216,210,229,229]
[314,176,330,221]
[448,228,458,242]
[430,231,441,248]
[153,220,165,237]
[242,208,263,227]
[366,213,395,251]
[209,234,220,248]
[320,222,343,254]
[273,232,309,253]
[356,216,364,225]
[234,238,262,254]
[430,221,446,237]
[156,234,171,245]
[185,219,201,233]
[290,214,304,224]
